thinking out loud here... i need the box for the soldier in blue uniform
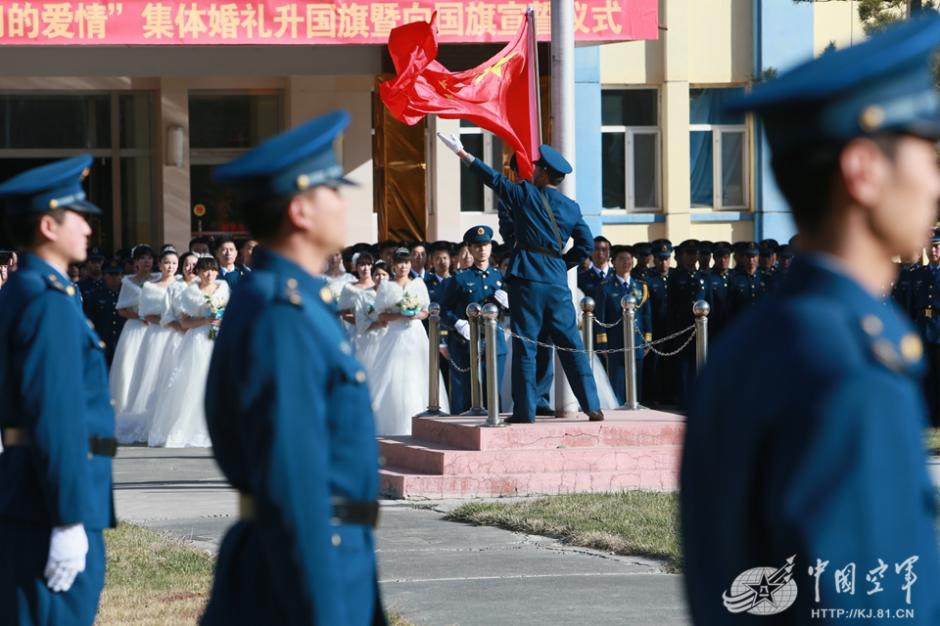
[643,240,671,405]
[892,247,924,321]
[424,240,452,300]
[439,225,508,413]
[663,239,705,406]
[577,235,613,295]
[86,260,126,367]
[682,16,940,624]
[727,241,766,320]
[914,228,940,427]
[758,239,780,291]
[594,245,652,405]
[704,241,732,337]
[77,246,104,309]
[439,134,602,422]
[203,111,386,626]
[0,155,117,626]
[696,240,713,272]
[631,242,653,281]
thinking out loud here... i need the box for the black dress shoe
[535,406,554,416]
[505,416,535,424]
[587,410,605,422]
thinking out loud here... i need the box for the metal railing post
[481,303,506,427]
[462,302,487,416]
[693,300,710,372]
[581,297,595,372]
[416,303,447,417]
[620,294,639,410]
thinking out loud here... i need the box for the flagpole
[551,0,577,418]
[527,7,542,150]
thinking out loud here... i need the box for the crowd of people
[1,224,936,443]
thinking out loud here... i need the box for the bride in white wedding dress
[148,256,229,448]
[368,249,449,436]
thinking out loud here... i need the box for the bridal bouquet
[205,293,227,340]
[398,293,422,317]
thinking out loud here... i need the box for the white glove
[455,319,471,341]
[44,524,88,593]
[494,289,509,310]
[437,132,465,155]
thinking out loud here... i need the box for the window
[690,88,747,209]
[601,89,660,211]
[0,93,154,252]
[189,93,282,236]
[459,120,503,212]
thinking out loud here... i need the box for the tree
[794,0,938,34]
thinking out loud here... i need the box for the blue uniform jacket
[0,254,115,530]
[665,267,706,335]
[891,263,920,322]
[703,269,731,335]
[727,267,766,319]
[203,249,383,626]
[593,275,652,353]
[469,159,594,284]
[914,263,940,344]
[439,265,508,355]
[578,265,612,295]
[682,256,940,624]
[644,270,669,338]
[222,265,251,290]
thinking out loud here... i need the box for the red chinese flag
[380,12,541,180]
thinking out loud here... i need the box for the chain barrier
[435,315,696,369]
[591,316,622,329]
[504,322,696,356]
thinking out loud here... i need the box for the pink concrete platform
[378,409,685,499]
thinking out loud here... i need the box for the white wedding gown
[116,278,185,443]
[368,279,449,436]
[353,286,386,378]
[148,280,229,448]
[109,274,156,415]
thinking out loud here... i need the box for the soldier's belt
[0,428,117,457]
[239,494,380,528]
[515,243,561,259]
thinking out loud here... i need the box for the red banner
[0,0,658,45]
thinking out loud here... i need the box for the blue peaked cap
[463,225,493,244]
[0,155,100,215]
[213,110,355,203]
[535,144,573,175]
[726,13,940,152]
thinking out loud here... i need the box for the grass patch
[98,523,413,626]
[928,429,940,455]
[445,491,681,572]
[98,523,213,625]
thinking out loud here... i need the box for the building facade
[0,0,864,252]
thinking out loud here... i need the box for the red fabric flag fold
[380,12,541,180]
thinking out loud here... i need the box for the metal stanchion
[693,300,710,372]
[416,303,448,417]
[581,297,595,372]
[481,303,506,427]
[620,294,639,410]
[462,302,486,416]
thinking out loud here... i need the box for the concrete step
[379,465,680,499]
[409,409,684,451]
[379,437,681,476]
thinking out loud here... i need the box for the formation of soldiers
[889,228,940,427]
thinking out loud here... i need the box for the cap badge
[859,105,885,132]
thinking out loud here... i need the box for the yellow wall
[687,0,752,84]
[813,0,864,55]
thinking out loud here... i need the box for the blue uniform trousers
[0,523,105,626]
[508,277,599,421]
[447,336,507,413]
[606,351,645,406]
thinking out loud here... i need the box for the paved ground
[113,446,690,626]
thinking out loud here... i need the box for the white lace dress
[148,280,230,448]
[116,278,183,443]
[353,287,386,379]
[109,275,153,415]
[368,279,449,436]
[339,282,367,346]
